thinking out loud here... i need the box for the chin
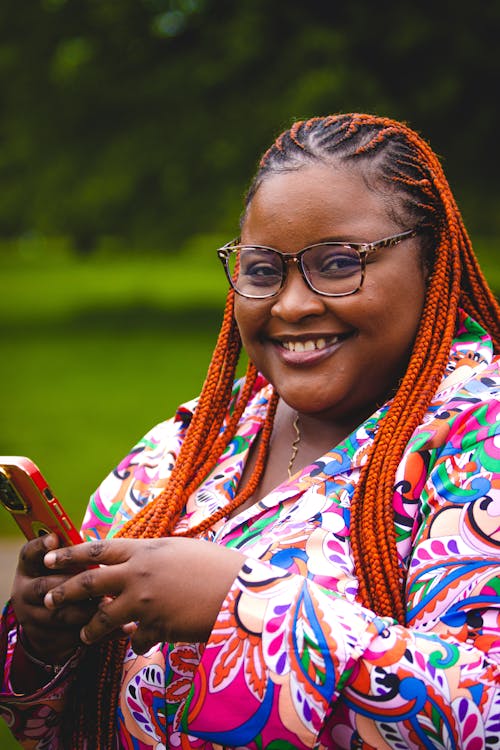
[280,394,341,417]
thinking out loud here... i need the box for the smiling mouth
[279,335,346,352]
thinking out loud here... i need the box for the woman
[1,113,499,749]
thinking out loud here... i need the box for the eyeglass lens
[228,245,362,297]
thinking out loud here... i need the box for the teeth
[282,337,332,352]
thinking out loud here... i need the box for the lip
[269,332,352,366]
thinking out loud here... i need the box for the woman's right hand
[11,533,98,669]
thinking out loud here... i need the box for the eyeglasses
[217,228,418,299]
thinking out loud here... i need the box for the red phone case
[0,456,83,545]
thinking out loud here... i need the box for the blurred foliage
[0,0,499,254]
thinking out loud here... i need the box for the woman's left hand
[43,537,245,653]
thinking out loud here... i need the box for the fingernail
[122,622,137,634]
[80,628,91,645]
[43,533,58,549]
[44,592,54,608]
[44,551,56,567]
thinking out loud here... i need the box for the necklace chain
[287,413,301,479]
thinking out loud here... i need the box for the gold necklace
[287,413,301,479]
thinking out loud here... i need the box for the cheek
[368,258,426,314]
[233,298,247,335]
[352,275,426,347]
[234,300,263,347]
[392,273,427,323]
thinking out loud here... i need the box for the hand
[43,537,245,654]
[11,534,98,665]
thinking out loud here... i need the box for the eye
[239,248,282,285]
[307,245,360,278]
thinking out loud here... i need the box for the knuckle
[33,577,49,600]
[59,547,75,565]
[95,606,113,629]
[49,547,74,568]
[50,586,66,606]
[19,538,40,566]
[19,541,30,564]
[88,541,107,559]
[79,571,96,594]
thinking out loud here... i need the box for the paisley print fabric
[1,309,499,749]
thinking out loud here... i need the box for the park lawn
[1,318,223,533]
[0,246,230,536]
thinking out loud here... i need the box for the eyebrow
[239,236,378,249]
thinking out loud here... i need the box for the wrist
[16,626,80,679]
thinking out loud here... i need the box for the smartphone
[0,456,83,545]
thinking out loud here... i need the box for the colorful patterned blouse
[1,310,499,749]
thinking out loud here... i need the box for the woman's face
[234,163,428,428]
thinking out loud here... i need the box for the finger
[18,573,75,607]
[44,538,133,570]
[130,620,165,655]
[23,600,98,632]
[44,565,122,608]
[80,595,133,645]
[50,599,99,628]
[17,534,60,577]
[15,597,98,665]
[121,621,138,636]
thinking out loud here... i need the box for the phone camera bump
[0,470,29,513]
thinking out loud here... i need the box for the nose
[270,262,327,321]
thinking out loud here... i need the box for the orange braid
[344,117,499,620]
[256,113,500,621]
[71,289,280,747]
[71,114,500,747]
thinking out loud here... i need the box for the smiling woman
[1,114,500,750]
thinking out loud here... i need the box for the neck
[273,403,359,475]
[277,401,361,451]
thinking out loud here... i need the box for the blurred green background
[1,0,499,746]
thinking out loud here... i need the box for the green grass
[0,718,16,748]
[0,250,230,535]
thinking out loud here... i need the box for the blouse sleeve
[81,414,185,541]
[0,601,83,749]
[182,398,500,748]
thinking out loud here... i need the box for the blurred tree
[0,0,498,253]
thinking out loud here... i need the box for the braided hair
[70,114,500,747]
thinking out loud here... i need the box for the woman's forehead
[242,164,403,244]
